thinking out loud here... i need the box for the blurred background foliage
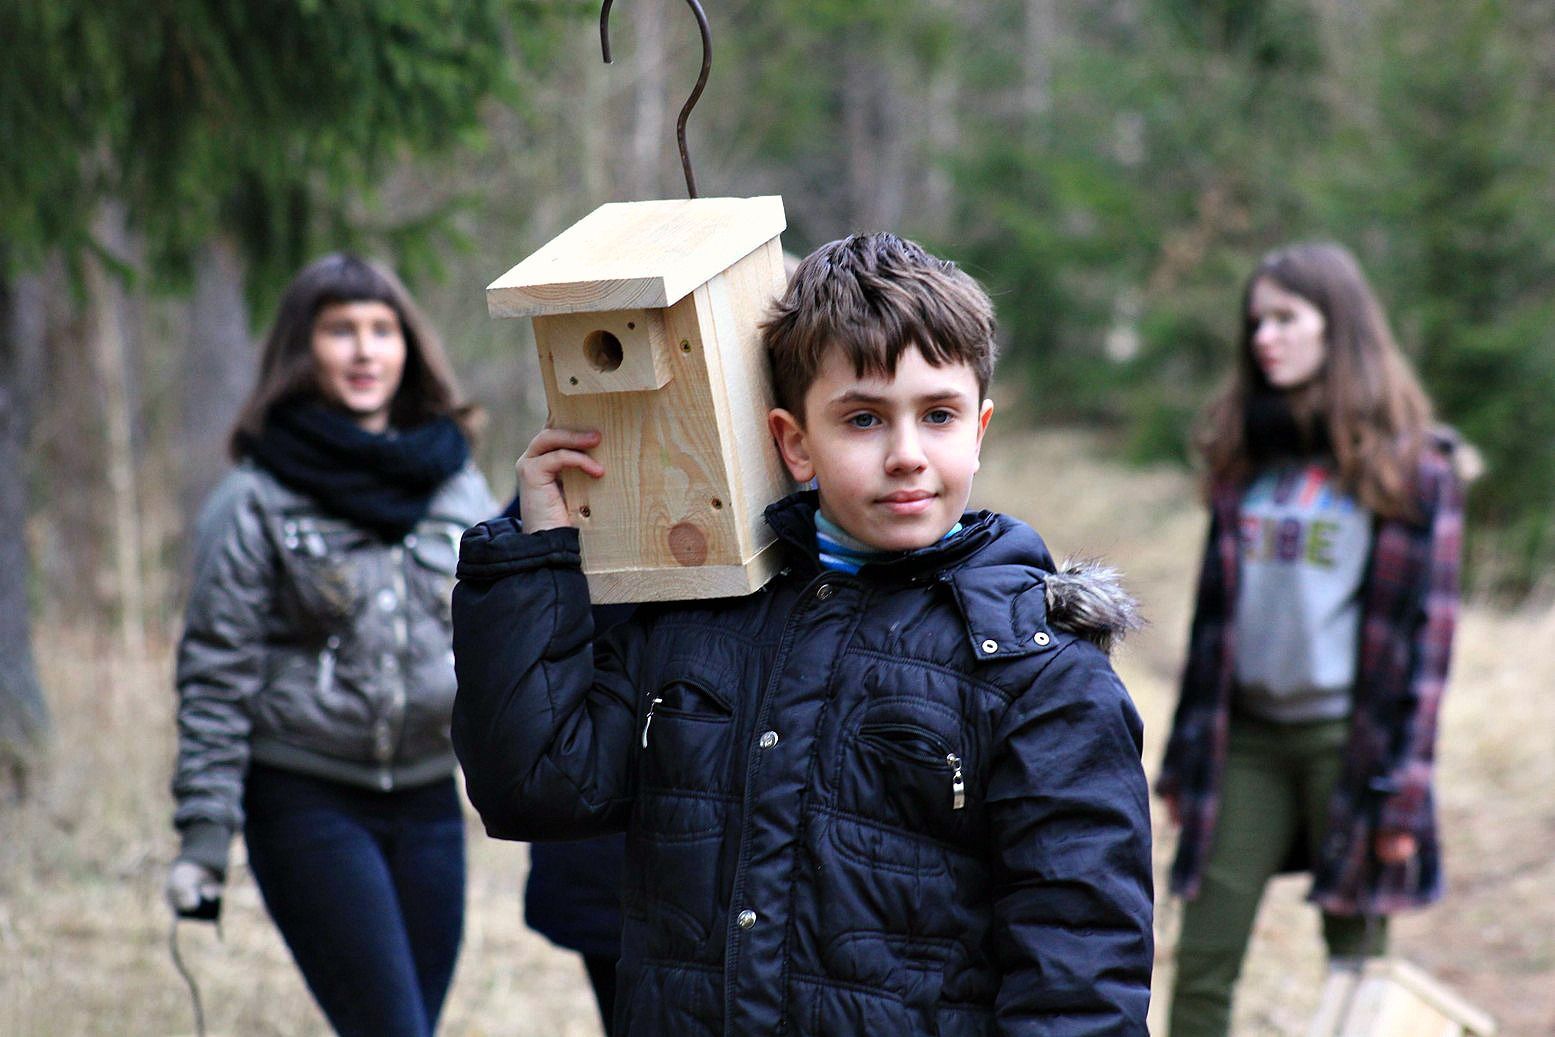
[2,0,1553,683]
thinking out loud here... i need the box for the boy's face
[768,343,994,552]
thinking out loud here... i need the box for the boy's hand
[515,427,604,533]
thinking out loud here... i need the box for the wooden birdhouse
[487,195,796,603]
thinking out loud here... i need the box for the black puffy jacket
[453,494,1153,1036]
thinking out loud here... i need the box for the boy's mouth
[878,490,936,515]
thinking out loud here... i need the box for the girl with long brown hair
[166,254,494,1036]
[1158,242,1469,1035]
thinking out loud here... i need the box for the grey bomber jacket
[172,460,495,875]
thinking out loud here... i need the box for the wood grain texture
[487,196,786,318]
[584,541,787,605]
[695,237,796,561]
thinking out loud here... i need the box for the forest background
[1,0,1553,1030]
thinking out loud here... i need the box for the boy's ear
[973,399,994,474]
[767,408,815,483]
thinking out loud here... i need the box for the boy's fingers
[524,448,605,481]
[524,427,600,458]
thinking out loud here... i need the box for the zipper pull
[947,753,965,810]
[642,696,664,749]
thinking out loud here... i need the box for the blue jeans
[243,763,466,1037]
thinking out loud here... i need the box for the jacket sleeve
[1156,505,1228,800]
[987,643,1155,1035]
[450,519,641,841]
[171,474,274,877]
[1376,457,1464,835]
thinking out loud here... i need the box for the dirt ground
[2,430,1552,1035]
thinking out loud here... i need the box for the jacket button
[377,589,398,612]
[816,584,834,601]
[981,639,998,654]
[737,909,757,930]
[759,731,779,749]
[1033,631,1051,646]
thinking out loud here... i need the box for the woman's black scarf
[1245,388,1332,465]
[242,402,469,540]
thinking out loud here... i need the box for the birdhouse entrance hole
[585,330,625,372]
[534,309,673,396]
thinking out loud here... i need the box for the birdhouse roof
[487,196,786,318]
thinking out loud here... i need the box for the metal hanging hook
[600,0,712,199]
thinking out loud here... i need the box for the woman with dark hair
[166,254,495,1036]
[1158,242,1471,1036]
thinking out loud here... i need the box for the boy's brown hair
[761,233,998,420]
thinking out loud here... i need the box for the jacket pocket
[836,698,975,841]
[631,792,729,960]
[276,515,368,627]
[638,657,738,793]
[639,675,735,793]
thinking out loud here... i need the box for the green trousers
[1168,715,1388,1037]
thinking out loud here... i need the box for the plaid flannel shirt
[1158,440,1463,915]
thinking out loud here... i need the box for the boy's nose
[885,428,928,473]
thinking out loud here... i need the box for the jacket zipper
[641,695,664,749]
[947,752,966,810]
[379,544,411,790]
[860,731,968,811]
[316,640,337,695]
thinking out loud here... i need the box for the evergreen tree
[0,0,525,784]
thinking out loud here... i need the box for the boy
[452,234,1154,1035]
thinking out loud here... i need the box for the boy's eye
[924,409,954,425]
[846,413,880,429]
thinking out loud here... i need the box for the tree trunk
[627,0,668,199]
[581,31,613,204]
[0,270,52,798]
[86,206,146,659]
[923,63,961,233]
[1023,0,1057,120]
[843,57,878,228]
[179,236,252,541]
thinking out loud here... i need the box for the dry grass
[2,429,1551,1035]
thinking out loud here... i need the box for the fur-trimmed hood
[1044,559,1145,655]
